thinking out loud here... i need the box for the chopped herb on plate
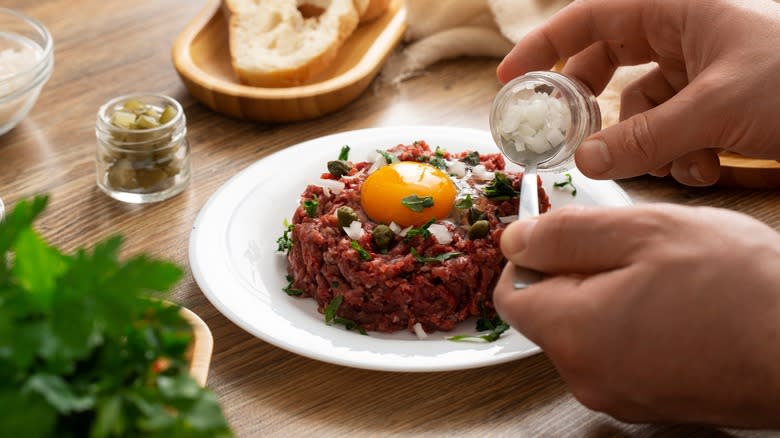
[350,240,372,261]
[410,247,462,264]
[447,301,510,343]
[338,145,350,161]
[283,275,303,296]
[461,151,481,166]
[553,173,577,196]
[405,218,435,240]
[276,219,294,253]
[401,194,434,212]
[483,172,519,201]
[303,195,318,218]
[324,296,367,335]
[455,194,473,210]
[377,149,399,165]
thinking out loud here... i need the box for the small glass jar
[96,94,190,203]
[490,71,601,171]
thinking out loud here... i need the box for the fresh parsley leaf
[483,172,519,201]
[434,146,446,158]
[405,218,435,240]
[334,317,368,335]
[461,151,481,166]
[338,145,350,161]
[350,240,372,261]
[377,149,399,165]
[429,157,447,170]
[401,194,435,213]
[324,295,343,323]
[303,195,318,218]
[331,281,339,288]
[553,173,577,196]
[283,275,303,296]
[455,194,473,210]
[276,220,294,253]
[447,300,510,343]
[410,247,462,263]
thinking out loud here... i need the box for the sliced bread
[355,0,390,23]
[227,0,359,87]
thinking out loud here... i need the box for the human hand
[492,205,780,427]
[497,0,780,186]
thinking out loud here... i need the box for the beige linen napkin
[384,0,656,128]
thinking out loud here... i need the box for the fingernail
[689,163,705,183]
[578,139,612,174]
[502,219,538,257]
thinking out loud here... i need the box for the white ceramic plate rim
[189,126,633,372]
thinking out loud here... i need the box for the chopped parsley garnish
[405,218,435,240]
[553,173,577,196]
[303,195,318,218]
[283,275,303,296]
[401,194,435,212]
[435,146,446,157]
[447,301,510,343]
[455,194,473,210]
[410,247,462,264]
[324,296,367,335]
[338,145,350,161]
[377,149,399,165]
[462,151,481,166]
[483,172,519,201]
[350,240,372,261]
[331,281,340,288]
[276,219,294,252]
[429,156,447,170]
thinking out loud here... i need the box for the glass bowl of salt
[0,8,53,136]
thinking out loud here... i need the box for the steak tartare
[283,141,550,335]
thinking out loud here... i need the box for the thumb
[575,85,713,180]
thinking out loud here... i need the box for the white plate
[189,126,632,372]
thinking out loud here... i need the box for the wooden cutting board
[717,153,780,189]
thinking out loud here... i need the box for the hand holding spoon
[489,71,601,289]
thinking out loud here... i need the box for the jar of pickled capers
[95,94,190,203]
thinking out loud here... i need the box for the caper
[468,220,490,240]
[327,160,351,178]
[159,105,177,124]
[337,206,358,228]
[372,225,394,250]
[468,207,487,225]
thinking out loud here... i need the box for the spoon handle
[513,163,543,289]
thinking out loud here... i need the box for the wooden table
[3,1,779,436]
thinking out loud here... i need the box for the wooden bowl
[172,0,407,122]
[180,306,213,386]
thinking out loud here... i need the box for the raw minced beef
[286,141,550,334]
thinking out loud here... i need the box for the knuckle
[622,113,661,166]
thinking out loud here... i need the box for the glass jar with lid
[95,94,190,203]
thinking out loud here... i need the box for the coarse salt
[500,89,571,155]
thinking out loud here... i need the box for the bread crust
[358,0,390,23]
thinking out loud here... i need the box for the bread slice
[227,0,359,87]
[355,0,390,23]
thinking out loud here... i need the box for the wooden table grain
[2,1,780,436]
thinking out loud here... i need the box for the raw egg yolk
[360,162,457,227]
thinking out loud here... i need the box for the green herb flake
[338,145,350,161]
[553,173,578,197]
[434,146,446,158]
[283,275,303,296]
[405,218,435,240]
[483,172,519,201]
[302,195,318,218]
[462,151,481,166]
[324,296,366,335]
[410,247,462,264]
[331,281,339,288]
[447,301,510,343]
[401,194,435,213]
[276,219,294,253]
[350,240,372,261]
[455,194,473,210]
[429,157,447,170]
[377,149,399,165]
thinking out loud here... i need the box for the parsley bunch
[0,196,231,437]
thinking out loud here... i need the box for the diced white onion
[472,165,495,181]
[499,215,519,224]
[399,225,413,237]
[367,152,387,174]
[343,220,364,240]
[428,223,452,244]
[447,160,467,178]
[413,322,428,339]
[499,91,571,155]
[389,222,402,235]
[314,179,345,194]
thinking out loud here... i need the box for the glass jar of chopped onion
[490,71,601,171]
[95,94,190,203]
